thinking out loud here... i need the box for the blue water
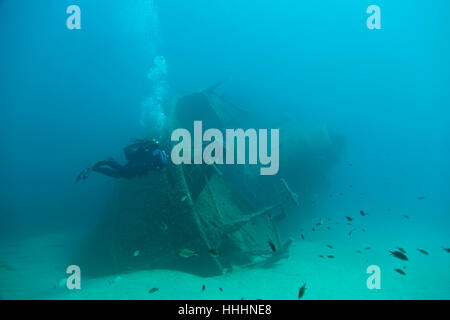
[0,0,449,299]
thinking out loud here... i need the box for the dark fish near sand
[416,196,426,200]
[394,269,406,275]
[403,215,409,219]
[389,250,408,261]
[268,241,277,252]
[348,228,356,236]
[298,282,307,299]
[443,248,450,253]
[219,288,223,292]
[301,234,305,240]
[326,244,333,249]
[179,248,199,258]
[327,255,335,259]
[345,216,353,221]
[360,210,366,216]
[148,288,159,294]
[202,284,206,291]
[365,247,371,250]
[417,248,429,255]
[397,247,407,254]
[208,248,218,256]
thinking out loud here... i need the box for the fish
[403,215,409,219]
[298,282,307,299]
[327,255,335,259]
[326,244,333,249]
[148,288,159,294]
[202,284,206,291]
[219,288,223,292]
[417,248,429,255]
[349,185,353,188]
[416,196,426,200]
[268,241,277,252]
[312,228,316,232]
[389,250,408,261]
[0,261,15,271]
[133,250,140,257]
[348,228,356,236]
[394,269,406,276]
[178,248,199,258]
[319,255,324,258]
[327,226,331,230]
[345,216,353,221]
[338,193,343,196]
[360,210,367,216]
[362,228,366,232]
[159,222,168,231]
[356,250,362,254]
[396,247,407,254]
[301,234,305,240]
[443,248,450,253]
[365,247,371,250]
[208,248,219,256]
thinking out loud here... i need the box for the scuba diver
[76,139,168,182]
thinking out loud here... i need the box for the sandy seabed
[1,221,448,300]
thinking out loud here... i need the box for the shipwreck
[78,84,340,277]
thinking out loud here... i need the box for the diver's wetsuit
[92,140,168,179]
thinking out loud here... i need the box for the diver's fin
[75,166,92,183]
